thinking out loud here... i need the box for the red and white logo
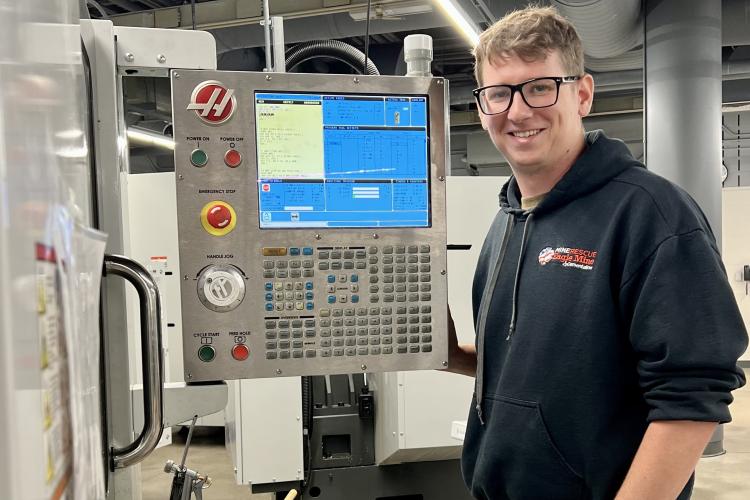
[538,247,555,266]
[261,184,271,192]
[187,80,236,124]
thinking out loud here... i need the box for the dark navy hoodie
[461,131,748,500]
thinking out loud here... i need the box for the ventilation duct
[552,0,643,59]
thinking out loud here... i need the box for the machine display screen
[254,91,430,228]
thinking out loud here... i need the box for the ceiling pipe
[552,0,643,59]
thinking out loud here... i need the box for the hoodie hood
[500,130,641,215]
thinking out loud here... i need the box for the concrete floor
[142,369,750,499]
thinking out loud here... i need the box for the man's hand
[445,306,477,377]
[615,420,717,500]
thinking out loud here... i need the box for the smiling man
[446,6,748,500]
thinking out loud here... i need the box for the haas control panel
[171,71,449,381]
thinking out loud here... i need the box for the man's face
[478,51,593,177]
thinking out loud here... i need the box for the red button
[232,344,250,361]
[224,149,242,168]
[206,204,232,229]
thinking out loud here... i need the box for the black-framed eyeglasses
[473,76,581,115]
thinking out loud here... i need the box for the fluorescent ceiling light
[127,127,175,150]
[433,0,481,47]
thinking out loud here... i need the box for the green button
[191,149,208,167]
[198,345,215,362]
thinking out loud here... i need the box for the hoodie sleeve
[620,229,748,423]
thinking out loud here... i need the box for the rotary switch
[197,264,246,312]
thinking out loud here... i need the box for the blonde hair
[473,5,584,86]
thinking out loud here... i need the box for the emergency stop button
[232,344,250,361]
[200,201,237,236]
[224,149,242,168]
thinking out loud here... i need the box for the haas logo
[187,80,236,124]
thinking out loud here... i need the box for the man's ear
[578,73,595,118]
[479,108,489,130]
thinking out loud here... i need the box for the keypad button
[396,294,407,302]
[397,306,407,315]
[265,331,277,339]
[344,261,354,270]
[332,309,343,317]
[396,255,406,264]
[266,341,278,350]
[338,295,348,303]
[338,274,347,283]
[293,350,303,358]
[368,246,378,255]
[265,303,274,311]
[383,256,394,264]
[266,351,278,360]
[370,295,380,303]
[421,344,432,353]
[370,285,379,293]
[369,327,380,335]
[409,325,420,334]
[328,295,336,304]
[397,346,408,354]
[265,320,277,329]
[305,329,316,337]
[407,265,419,273]
[420,255,431,263]
[422,315,432,323]
[334,328,344,337]
[334,348,345,357]
[384,265,394,274]
[319,251,330,259]
[420,245,430,253]
[422,334,432,343]
[409,345,420,353]
[279,330,290,339]
[320,328,331,337]
[383,346,393,354]
[355,261,366,270]
[319,309,330,318]
[345,308,355,316]
[346,347,357,356]
[346,338,356,346]
[409,334,421,343]
[370,347,381,355]
[383,295,394,303]
[409,306,419,314]
[407,255,419,264]
[355,250,366,259]
[421,325,432,333]
[289,248,300,256]
[357,307,368,316]
[331,251,342,259]
[265,282,273,291]
[292,320,303,328]
[396,275,407,283]
[292,330,303,338]
[420,274,431,282]
[422,293,433,301]
[369,337,381,346]
[331,262,342,270]
[275,282,284,291]
[279,340,290,349]
[370,276,380,284]
[369,317,381,326]
[382,317,393,326]
[321,349,332,358]
[303,247,313,256]
[395,246,406,254]
[409,293,419,302]
[408,284,419,293]
[277,261,288,269]
[289,260,301,269]
[357,347,369,356]
[263,260,274,270]
[351,295,360,303]
[344,317,356,327]
[279,350,291,359]
[319,262,330,270]
[397,336,408,344]
[350,284,359,293]
[357,327,367,336]
[369,266,379,274]
[382,336,393,344]
[345,327,356,336]
[333,338,345,347]
[357,337,368,346]
[407,274,418,283]
[382,326,393,335]
[344,250,354,259]
[351,274,359,283]
[421,284,431,292]
[333,318,344,327]
[396,316,407,325]
[263,271,275,279]
[397,326,408,334]
[305,349,316,358]
[293,340,304,349]
[292,270,304,278]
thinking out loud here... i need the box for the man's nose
[507,90,533,122]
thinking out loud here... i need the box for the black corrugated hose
[285,40,381,75]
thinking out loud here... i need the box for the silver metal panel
[171,71,449,381]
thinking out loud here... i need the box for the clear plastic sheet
[52,208,107,500]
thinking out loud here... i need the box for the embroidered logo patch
[538,246,598,271]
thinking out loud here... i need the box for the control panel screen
[255,92,430,229]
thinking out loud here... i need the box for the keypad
[262,244,435,360]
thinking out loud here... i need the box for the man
[447,6,748,500]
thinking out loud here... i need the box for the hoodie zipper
[475,214,515,425]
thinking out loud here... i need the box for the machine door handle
[105,254,164,469]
